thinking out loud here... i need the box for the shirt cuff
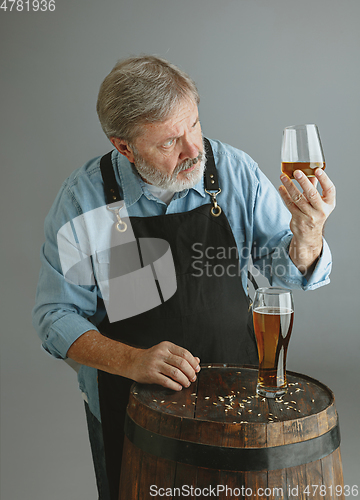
[43,313,99,359]
[272,235,332,291]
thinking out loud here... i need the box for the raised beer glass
[281,124,325,178]
[253,287,294,398]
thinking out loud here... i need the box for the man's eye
[163,139,175,148]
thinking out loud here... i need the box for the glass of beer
[253,287,294,398]
[281,124,325,178]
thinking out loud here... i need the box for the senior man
[33,55,335,500]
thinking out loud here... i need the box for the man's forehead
[140,99,199,142]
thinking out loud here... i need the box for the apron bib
[97,139,258,499]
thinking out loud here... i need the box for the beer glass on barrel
[253,287,294,398]
[281,124,325,178]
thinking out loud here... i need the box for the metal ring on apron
[205,188,222,218]
[116,221,128,232]
[107,204,127,233]
[211,205,222,217]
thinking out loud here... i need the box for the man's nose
[179,138,199,161]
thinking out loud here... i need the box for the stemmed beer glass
[281,124,325,179]
[253,288,294,398]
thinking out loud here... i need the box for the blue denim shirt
[32,138,332,421]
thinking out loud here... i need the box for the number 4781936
[0,0,55,11]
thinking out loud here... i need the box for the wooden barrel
[119,365,344,499]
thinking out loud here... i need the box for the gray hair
[96,55,200,143]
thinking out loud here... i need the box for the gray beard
[131,141,206,192]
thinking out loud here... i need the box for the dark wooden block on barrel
[119,365,344,499]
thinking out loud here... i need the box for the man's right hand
[67,331,200,392]
[128,341,201,391]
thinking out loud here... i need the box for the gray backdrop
[1,0,359,498]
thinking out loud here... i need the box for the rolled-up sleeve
[270,234,332,290]
[32,183,100,359]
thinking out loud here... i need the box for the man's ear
[110,138,135,163]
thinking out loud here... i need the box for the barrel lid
[131,365,334,424]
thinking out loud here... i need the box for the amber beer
[281,161,326,179]
[253,306,294,394]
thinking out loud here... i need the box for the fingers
[280,172,321,214]
[308,176,318,188]
[280,168,336,215]
[293,170,323,210]
[278,182,305,216]
[168,343,200,374]
[165,343,200,387]
[315,169,336,207]
[135,342,201,392]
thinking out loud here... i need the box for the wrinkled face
[112,99,205,191]
[131,138,205,192]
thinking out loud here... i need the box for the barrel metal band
[124,413,340,471]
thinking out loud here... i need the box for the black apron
[97,139,258,500]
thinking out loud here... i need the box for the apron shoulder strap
[100,151,122,204]
[203,138,219,191]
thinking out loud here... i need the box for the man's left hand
[279,168,336,274]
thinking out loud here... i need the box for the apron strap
[100,151,122,204]
[203,137,219,191]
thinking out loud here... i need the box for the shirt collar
[113,151,206,207]
[113,151,143,207]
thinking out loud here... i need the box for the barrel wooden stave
[118,437,142,499]
[267,469,287,499]
[322,448,345,495]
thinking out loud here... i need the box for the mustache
[175,150,205,174]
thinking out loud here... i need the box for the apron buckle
[205,188,222,217]
[106,205,128,232]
